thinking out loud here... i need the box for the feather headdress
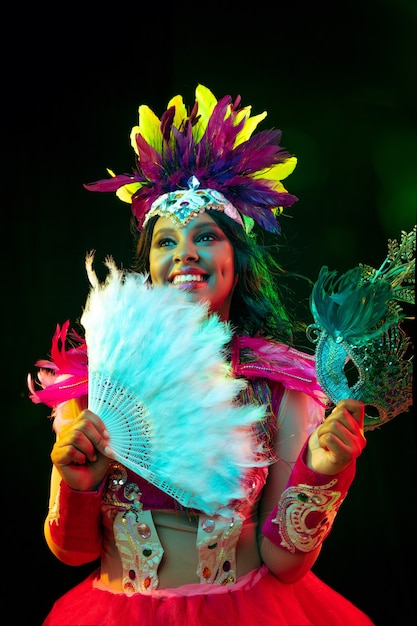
[307,227,415,430]
[84,84,298,233]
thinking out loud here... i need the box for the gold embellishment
[113,507,163,593]
[104,463,247,588]
[104,463,164,592]
[273,479,345,553]
[196,514,243,585]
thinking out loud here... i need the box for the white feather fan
[81,254,266,516]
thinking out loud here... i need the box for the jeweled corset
[101,461,268,593]
[100,378,278,593]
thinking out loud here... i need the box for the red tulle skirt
[43,565,374,626]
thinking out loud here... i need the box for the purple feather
[85,86,299,232]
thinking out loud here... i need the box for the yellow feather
[167,94,187,131]
[195,84,218,121]
[192,85,218,143]
[106,169,142,206]
[235,109,267,146]
[116,182,141,204]
[254,157,297,182]
[130,104,163,154]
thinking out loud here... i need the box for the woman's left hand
[307,399,367,475]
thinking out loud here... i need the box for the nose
[174,239,199,263]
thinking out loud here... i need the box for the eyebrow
[153,221,221,237]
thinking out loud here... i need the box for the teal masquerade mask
[307,227,415,431]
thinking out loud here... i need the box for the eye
[197,231,217,243]
[156,237,176,248]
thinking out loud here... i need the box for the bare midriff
[99,508,261,590]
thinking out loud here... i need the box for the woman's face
[149,212,238,320]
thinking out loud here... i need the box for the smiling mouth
[171,274,207,285]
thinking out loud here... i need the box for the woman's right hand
[51,409,113,491]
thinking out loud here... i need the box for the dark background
[3,1,416,624]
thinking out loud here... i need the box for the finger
[51,439,89,467]
[54,415,109,464]
[52,426,99,465]
[80,410,115,458]
[335,399,365,430]
[319,411,366,460]
[79,416,112,458]
[80,409,110,439]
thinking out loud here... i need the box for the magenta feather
[232,335,326,404]
[28,321,88,407]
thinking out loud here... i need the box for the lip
[170,274,208,292]
[169,268,208,285]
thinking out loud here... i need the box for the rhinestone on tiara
[143,176,244,228]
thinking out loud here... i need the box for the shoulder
[231,334,327,405]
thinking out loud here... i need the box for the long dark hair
[131,211,305,344]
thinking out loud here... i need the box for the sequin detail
[108,464,128,491]
[102,452,261,589]
[273,479,345,553]
[145,176,244,228]
[114,508,163,593]
[104,463,163,593]
[196,514,243,585]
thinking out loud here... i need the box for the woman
[30,84,374,625]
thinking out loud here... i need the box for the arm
[44,466,104,565]
[258,388,366,583]
[44,400,113,565]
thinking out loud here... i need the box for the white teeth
[172,274,204,285]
